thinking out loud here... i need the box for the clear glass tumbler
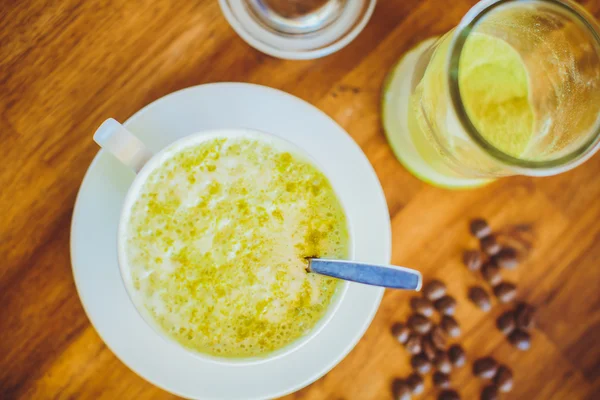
[382,0,600,189]
[219,0,376,59]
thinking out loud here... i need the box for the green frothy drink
[124,137,349,358]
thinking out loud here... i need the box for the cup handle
[93,118,154,173]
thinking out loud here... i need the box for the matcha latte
[122,134,349,358]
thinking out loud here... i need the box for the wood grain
[1,0,600,399]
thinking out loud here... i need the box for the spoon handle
[308,259,422,290]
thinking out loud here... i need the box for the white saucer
[71,83,391,400]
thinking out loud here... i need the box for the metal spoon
[307,258,422,291]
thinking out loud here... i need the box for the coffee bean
[493,247,518,269]
[423,280,447,301]
[493,282,517,303]
[480,235,501,256]
[440,315,461,338]
[481,262,502,286]
[509,329,531,351]
[422,336,437,361]
[406,372,424,394]
[470,218,491,239]
[433,371,451,389]
[448,344,466,367]
[468,286,492,311]
[410,297,435,317]
[438,389,460,400]
[408,313,432,334]
[411,353,431,374]
[515,302,535,330]
[481,384,499,400]
[430,326,447,350]
[392,379,412,400]
[405,334,422,355]
[391,322,410,344]
[496,310,516,335]
[434,350,453,374]
[494,365,514,393]
[434,295,457,315]
[463,249,484,271]
[473,357,498,379]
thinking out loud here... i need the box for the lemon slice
[459,33,535,158]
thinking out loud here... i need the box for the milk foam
[124,136,349,357]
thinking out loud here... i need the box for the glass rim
[447,0,600,172]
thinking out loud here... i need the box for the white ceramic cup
[93,118,353,365]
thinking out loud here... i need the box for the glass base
[219,0,375,60]
[247,0,345,34]
[382,38,491,190]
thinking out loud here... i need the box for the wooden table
[2,0,600,399]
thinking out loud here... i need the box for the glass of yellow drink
[382,0,600,189]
